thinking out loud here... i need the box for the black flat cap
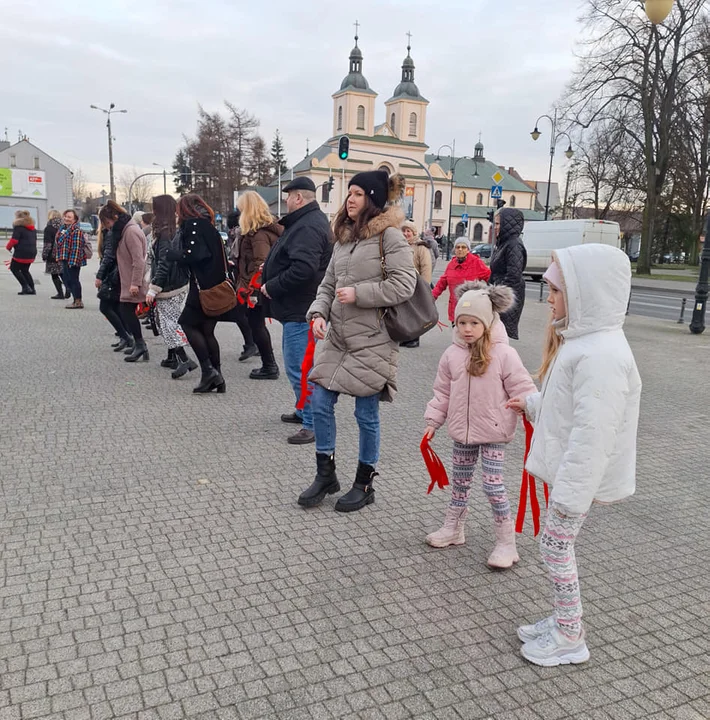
[283,177,316,193]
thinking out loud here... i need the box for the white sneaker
[517,615,556,643]
[520,626,590,667]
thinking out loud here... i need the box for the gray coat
[307,206,416,402]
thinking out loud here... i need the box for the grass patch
[634,273,697,283]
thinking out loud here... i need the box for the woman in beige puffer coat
[298,171,416,513]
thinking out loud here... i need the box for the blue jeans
[282,322,313,431]
[311,384,380,465]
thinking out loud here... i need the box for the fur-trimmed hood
[335,205,405,244]
[13,213,35,229]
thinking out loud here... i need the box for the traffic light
[496,199,507,209]
[327,176,335,191]
[338,135,350,160]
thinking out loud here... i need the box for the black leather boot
[161,349,178,368]
[114,335,134,352]
[238,344,259,362]
[249,363,279,380]
[171,348,198,379]
[335,462,378,512]
[124,339,150,363]
[193,360,224,394]
[298,453,340,508]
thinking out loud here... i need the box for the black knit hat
[349,170,390,210]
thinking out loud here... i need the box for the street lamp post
[436,142,478,259]
[530,109,574,220]
[152,163,167,194]
[689,212,710,335]
[90,103,127,201]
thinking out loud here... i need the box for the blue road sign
[491,185,503,199]
[461,213,469,222]
[215,213,222,221]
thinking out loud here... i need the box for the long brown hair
[177,193,214,224]
[98,200,126,223]
[537,319,563,380]
[152,194,177,238]
[465,326,493,377]
[332,194,382,243]
[97,225,105,259]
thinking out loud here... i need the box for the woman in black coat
[168,194,235,394]
[42,210,68,299]
[6,210,37,295]
[489,207,528,340]
[95,222,131,351]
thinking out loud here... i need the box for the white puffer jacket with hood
[525,243,642,515]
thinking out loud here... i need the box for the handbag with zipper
[195,234,237,317]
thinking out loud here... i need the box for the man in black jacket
[261,177,332,445]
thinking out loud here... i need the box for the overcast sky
[4,0,585,197]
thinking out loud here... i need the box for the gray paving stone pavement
[1,254,709,720]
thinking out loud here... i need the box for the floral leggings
[540,504,587,640]
[450,442,510,523]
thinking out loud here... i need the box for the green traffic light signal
[338,136,350,160]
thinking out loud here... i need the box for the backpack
[82,233,93,260]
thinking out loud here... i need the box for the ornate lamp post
[530,109,574,220]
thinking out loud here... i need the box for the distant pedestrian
[432,238,491,323]
[95,222,131,350]
[168,194,232,394]
[489,208,527,339]
[226,209,257,361]
[298,171,416,512]
[98,201,150,363]
[55,209,86,309]
[400,220,432,348]
[235,191,282,380]
[6,210,37,295]
[42,210,68,299]
[506,244,641,667]
[146,195,197,379]
[261,177,332,446]
[424,281,536,567]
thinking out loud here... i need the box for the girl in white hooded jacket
[507,243,641,667]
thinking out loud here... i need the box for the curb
[630,283,696,296]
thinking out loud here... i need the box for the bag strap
[378,232,387,279]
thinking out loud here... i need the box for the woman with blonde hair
[236,191,283,380]
[42,210,67,299]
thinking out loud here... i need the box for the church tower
[384,37,429,143]
[332,27,377,138]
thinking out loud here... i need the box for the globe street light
[644,0,674,24]
[530,109,574,220]
[90,103,127,201]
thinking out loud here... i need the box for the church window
[476,192,483,205]
[409,112,417,136]
[473,223,483,241]
[510,195,516,207]
[434,190,442,210]
[390,112,395,131]
[459,191,466,204]
[337,106,343,131]
[356,105,365,130]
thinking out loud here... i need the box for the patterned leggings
[450,442,510,523]
[540,504,587,640]
[156,292,188,349]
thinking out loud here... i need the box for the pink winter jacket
[425,320,537,445]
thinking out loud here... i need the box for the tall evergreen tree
[271,130,288,178]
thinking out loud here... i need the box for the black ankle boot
[298,453,340,508]
[193,360,224,393]
[124,339,149,363]
[171,348,198,379]
[238,344,259,362]
[335,462,378,512]
[161,349,178,369]
[249,363,279,380]
[114,336,133,352]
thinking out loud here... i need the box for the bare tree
[563,0,708,274]
[69,167,89,206]
[117,167,156,210]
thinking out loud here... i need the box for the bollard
[626,291,631,316]
[678,297,687,324]
[539,281,544,302]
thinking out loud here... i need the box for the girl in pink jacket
[424,281,536,568]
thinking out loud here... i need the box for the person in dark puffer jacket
[6,210,38,295]
[489,208,528,340]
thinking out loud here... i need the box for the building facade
[0,139,73,229]
[257,34,543,241]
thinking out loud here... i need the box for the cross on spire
[305,138,310,157]
[354,20,360,44]
[406,30,412,54]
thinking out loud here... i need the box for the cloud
[4,0,584,197]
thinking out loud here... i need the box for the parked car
[627,250,640,262]
[79,222,95,237]
[219,231,229,244]
[472,243,492,259]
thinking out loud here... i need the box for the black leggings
[182,319,220,368]
[51,274,64,294]
[62,263,82,300]
[10,260,34,291]
[100,298,128,338]
[119,302,143,341]
[234,303,254,348]
[247,304,275,366]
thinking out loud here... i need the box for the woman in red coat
[432,238,491,322]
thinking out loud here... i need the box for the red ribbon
[420,434,449,494]
[296,321,317,411]
[515,417,549,537]
[237,270,262,308]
